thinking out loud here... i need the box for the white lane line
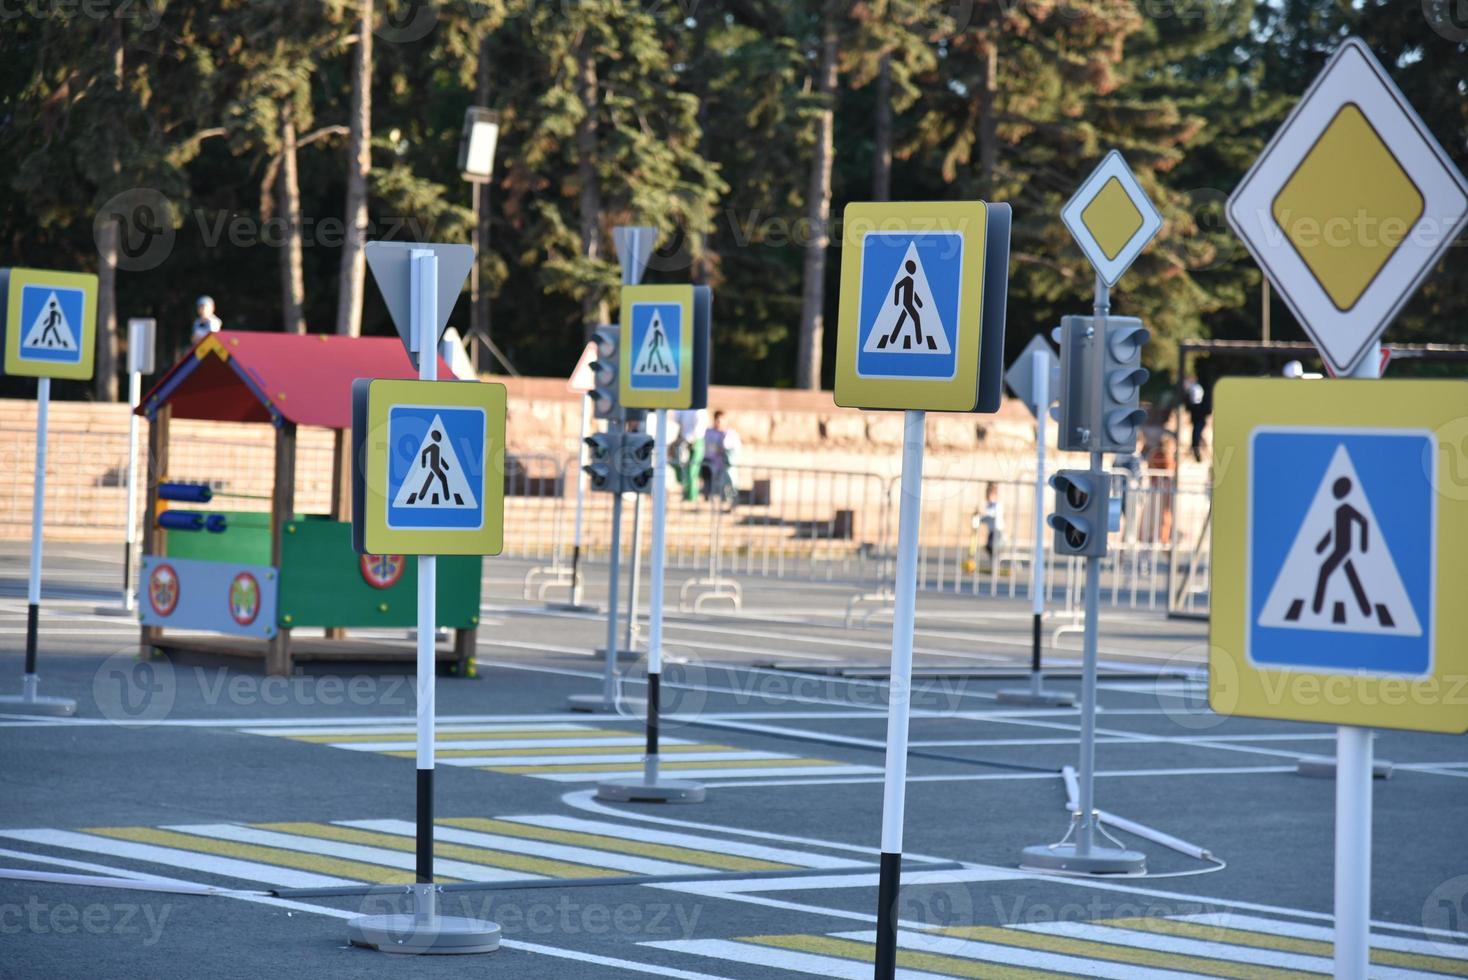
[0,829,352,890]
[160,824,538,883]
[837,929,1204,980]
[530,764,881,782]
[509,815,868,870]
[642,939,955,980]
[1178,912,1468,958]
[697,765,1299,790]
[327,736,679,753]
[339,819,708,877]
[676,867,1019,895]
[459,750,788,768]
[237,720,601,736]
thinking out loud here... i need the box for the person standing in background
[670,408,707,502]
[190,295,222,344]
[703,410,742,506]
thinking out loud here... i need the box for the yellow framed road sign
[619,284,698,410]
[1209,378,1468,733]
[1227,38,1468,377]
[1060,151,1163,288]
[1,268,98,381]
[351,378,506,556]
[834,201,993,412]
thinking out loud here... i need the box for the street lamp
[458,106,500,368]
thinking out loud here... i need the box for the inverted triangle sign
[612,226,658,286]
[365,241,475,360]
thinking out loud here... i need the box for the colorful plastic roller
[159,481,213,503]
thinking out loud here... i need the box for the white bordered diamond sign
[1061,150,1163,288]
[1227,37,1468,377]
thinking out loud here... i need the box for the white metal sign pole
[873,408,925,980]
[570,392,590,607]
[122,367,142,612]
[1335,343,1380,980]
[1028,352,1049,695]
[645,408,668,777]
[411,248,439,912]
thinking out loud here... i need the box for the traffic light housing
[621,431,656,493]
[589,326,621,421]
[584,430,622,492]
[1098,318,1149,453]
[1048,469,1109,557]
[1051,316,1094,453]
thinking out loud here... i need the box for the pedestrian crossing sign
[835,201,1005,412]
[1,267,97,380]
[617,284,710,410]
[352,378,506,556]
[1210,378,1468,733]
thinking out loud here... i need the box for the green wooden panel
[276,516,482,629]
[162,510,274,565]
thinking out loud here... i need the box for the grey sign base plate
[1019,842,1146,876]
[347,914,500,955]
[565,694,646,715]
[996,687,1076,707]
[1295,756,1394,779]
[0,694,77,717]
[596,776,706,804]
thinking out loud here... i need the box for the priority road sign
[836,201,1007,412]
[617,284,709,410]
[1,268,98,380]
[1003,334,1059,418]
[1227,38,1468,377]
[352,378,506,556]
[1209,377,1468,733]
[1060,151,1163,288]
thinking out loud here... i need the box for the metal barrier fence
[0,421,1213,613]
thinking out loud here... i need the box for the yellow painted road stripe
[387,743,742,760]
[288,728,630,744]
[85,826,429,885]
[483,757,844,775]
[745,934,1065,979]
[942,924,1318,980]
[258,822,625,879]
[441,818,796,874]
[1106,917,1468,977]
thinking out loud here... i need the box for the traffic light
[1048,469,1109,557]
[589,326,621,421]
[1098,317,1149,453]
[621,431,656,493]
[584,430,622,492]
[1051,316,1095,453]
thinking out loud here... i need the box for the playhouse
[135,331,482,675]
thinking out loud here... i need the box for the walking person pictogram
[878,260,931,351]
[39,300,65,348]
[1308,476,1371,622]
[407,428,463,506]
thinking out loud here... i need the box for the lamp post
[458,106,500,371]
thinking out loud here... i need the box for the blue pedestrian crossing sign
[1249,430,1432,675]
[352,378,506,556]
[617,284,710,410]
[2,267,98,380]
[835,201,1009,412]
[1210,378,1468,734]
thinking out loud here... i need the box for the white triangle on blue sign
[1258,444,1421,637]
[392,414,479,510]
[633,309,677,377]
[22,291,79,352]
[862,241,951,355]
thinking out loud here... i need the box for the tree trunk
[472,36,493,361]
[795,0,839,391]
[872,51,892,202]
[574,41,607,335]
[977,36,998,199]
[93,15,124,401]
[279,105,306,334]
[335,0,373,337]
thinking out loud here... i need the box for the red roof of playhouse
[139,331,454,429]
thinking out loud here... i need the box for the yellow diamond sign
[1228,37,1468,376]
[1061,150,1163,287]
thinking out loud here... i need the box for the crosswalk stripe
[1106,916,1468,976]
[1175,912,1468,961]
[835,929,1202,980]
[261,725,604,742]
[442,750,788,768]
[950,923,1321,979]
[746,934,1065,979]
[643,938,962,980]
[85,826,425,885]
[339,819,711,877]
[484,757,857,776]
[385,741,727,759]
[516,764,880,782]
[368,736,668,753]
[440,818,796,874]
[509,815,869,870]
[261,821,623,879]
[0,828,352,890]
[161,823,525,883]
